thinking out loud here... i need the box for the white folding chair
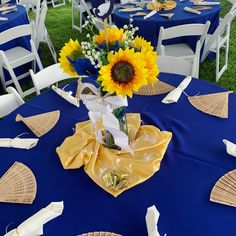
[228,0,236,12]
[72,0,92,32]
[30,63,78,95]
[157,55,197,77]
[35,1,57,63]
[0,87,25,118]
[157,21,210,78]
[202,11,236,81]
[0,23,43,98]
[46,0,65,8]
[18,0,41,28]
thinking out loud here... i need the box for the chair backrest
[35,0,48,48]
[0,22,35,45]
[157,21,210,52]
[157,55,197,77]
[30,63,77,95]
[0,87,24,118]
[228,0,236,12]
[203,11,236,60]
[19,0,41,27]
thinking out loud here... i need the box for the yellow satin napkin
[56,114,172,197]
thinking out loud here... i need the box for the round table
[0,73,236,235]
[114,0,220,47]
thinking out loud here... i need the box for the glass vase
[104,107,128,150]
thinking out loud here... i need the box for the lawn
[36,1,236,92]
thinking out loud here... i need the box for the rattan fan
[159,13,174,19]
[136,81,175,96]
[0,162,37,204]
[79,232,122,236]
[16,110,60,137]
[210,169,236,207]
[188,91,233,118]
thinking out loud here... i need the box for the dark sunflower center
[111,61,134,84]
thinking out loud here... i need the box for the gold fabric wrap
[56,114,172,197]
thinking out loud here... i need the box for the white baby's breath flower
[123,25,128,29]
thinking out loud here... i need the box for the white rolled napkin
[0,17,8,21]
[162,76,192,104]
[146,205,161,236]
[194,1,220,5]
[119,7,142,12]
[52,85,80,107]
[0,5,16,11]
[5,201,64,236]
[223,139,236,157]
[144,10,157,19]
[0,138,38,149]
[184,7,201,14]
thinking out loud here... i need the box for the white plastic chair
[157,21,210,78]
[72,0,92,32]
[0,23,43,98]
[46,0,65,8]
[157,55,197,77]
[0,87,25,118]
[18,0,41,28]
[201,11,236,81]
[30,63,78,95]
[35,1,57,63]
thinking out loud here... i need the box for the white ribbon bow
[223,139,236,157]
[146,205,161,236]
[0,138,38,150]
[5,201,64,236]
[52,85,80,107]
[79,83,132,153]
[162,76,192,104]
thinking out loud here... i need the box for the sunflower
[142,51,159,84]
[93,28,124,45]
[132,36,154,52]
[59,39,83,76]
[97,48,149,98]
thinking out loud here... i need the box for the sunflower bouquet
[59,17,159,151]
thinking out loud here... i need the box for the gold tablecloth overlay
[56,114,172,197]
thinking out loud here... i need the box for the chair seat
[164,43,195,59]
[3,46,35,68]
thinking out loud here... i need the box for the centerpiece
[56,3,172,197]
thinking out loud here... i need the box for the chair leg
[30,39,43,71]
[79,9,83,33]
[215,43,220,82]
[0,65,6,92]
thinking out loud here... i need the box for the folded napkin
[223,139,236,157]
[194,1,220,5]
[52,85,80,107]
[0,5,16,11]
[162,76,192,104]
[5,201,64,236]
[184,6,201,14]
[146,205,160,236]
[144,10,157,19]
[119,7,142,12]
[0,138,38,149]
[0,17,8,21]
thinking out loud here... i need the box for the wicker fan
[188,91,233,118]
[0,162,37,204]
[210,169,236,207]
[79,232,122,236]
[136,81,175,96]
[16,110,60,137]
[159,13,174,19]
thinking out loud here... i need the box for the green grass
[26,2,236,94]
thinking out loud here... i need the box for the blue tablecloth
[114,0,220,48]
[0,4,30,93]
[1,73,236,235]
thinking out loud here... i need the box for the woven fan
[136,80,175,96]
[210,169,236,207]
[79,232,122,236]
[188,91,233,118]
[0,162,37,204]
[130,12,147,17]
[15,110,60,137]
[192,5,212,10]
[159,13,174,19]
